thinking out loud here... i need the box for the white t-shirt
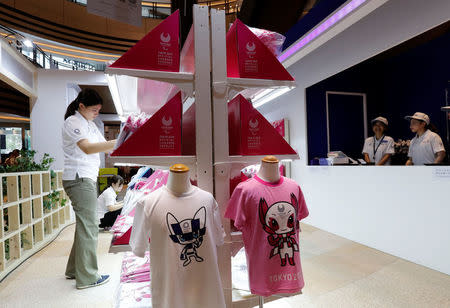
[97,187,117,220]
[62,111,106,182]
[362,135,395,165]
[130,186,226,308]
[408,130,445,165]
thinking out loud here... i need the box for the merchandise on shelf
[116,281,151,307]
[121,251,151,283]
[111,168,169,246]
[114,113,152,151]
[111,92,183,157]
[227,19,294,81]
[249,27,286,57]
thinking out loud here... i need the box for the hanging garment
[130,186,226,308]
[225,175,309,296]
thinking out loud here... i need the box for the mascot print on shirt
[167,207,206,267]
[259,193,299,266]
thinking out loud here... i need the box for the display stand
[210,9,299,307]
[106,6,300,307]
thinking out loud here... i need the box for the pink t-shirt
[225,176,309,296]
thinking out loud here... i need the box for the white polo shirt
[97,187,117,220]
[408,130,445,165]
[62,111,106,182]
[362,135,395,165]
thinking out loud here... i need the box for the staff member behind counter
[405,112,446,165]
[362,117,395,165]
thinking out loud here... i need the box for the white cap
[371,116,388,126]
[405,112,430,125]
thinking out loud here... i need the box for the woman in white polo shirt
[362,117,395,165]
[405,112,446,165]
[62,88,116,289]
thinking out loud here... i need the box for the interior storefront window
[306,26,450,166]
[0,127,22,154]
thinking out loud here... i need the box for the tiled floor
[0,223,449,308]
[260,224,450,308]
[0,224,123,308]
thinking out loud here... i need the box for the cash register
[326,151,360,165]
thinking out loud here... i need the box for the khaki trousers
[63,176,100,287]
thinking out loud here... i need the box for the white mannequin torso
[256,159,280,183]
[166,169,193,195]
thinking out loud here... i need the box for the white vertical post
[210,8,233,308]
[193,5,214,193]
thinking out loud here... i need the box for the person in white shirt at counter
[362,117,395,165]
[405,112,446,165]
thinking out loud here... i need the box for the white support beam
[193,5,214,193]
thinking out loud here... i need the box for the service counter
[294,164,450,276]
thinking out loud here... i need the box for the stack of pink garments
[121,251,151,283]
[116,282,151,307]
[115,113,152,150]
[249,27,286,57]
[111,170,169,245]
[111,211,135,239]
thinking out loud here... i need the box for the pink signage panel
[112,92,183,156]
[109,10,180,72]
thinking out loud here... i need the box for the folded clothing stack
[121,251,151,283]
[115,252,152,307]
[116,281,151,308]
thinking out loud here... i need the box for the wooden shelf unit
[0,170,72,280]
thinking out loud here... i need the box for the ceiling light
[106,74,124,117]
[278,0,367,63]
[0,115,30,122]
[252,87,292,108]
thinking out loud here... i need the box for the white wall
[31,70,107,169]
[259,0,450,275]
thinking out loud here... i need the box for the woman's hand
[434,151,446,164]
[363,153,371,164]
[107,201,124,212]
[376,154,391,166]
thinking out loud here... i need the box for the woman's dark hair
[64,88,103,120]
[110,175,124,186]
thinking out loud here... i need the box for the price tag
[432,167,450,181]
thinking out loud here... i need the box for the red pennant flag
[226,19,294,81]
[228,94,297,155]
[112,92,183,156]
